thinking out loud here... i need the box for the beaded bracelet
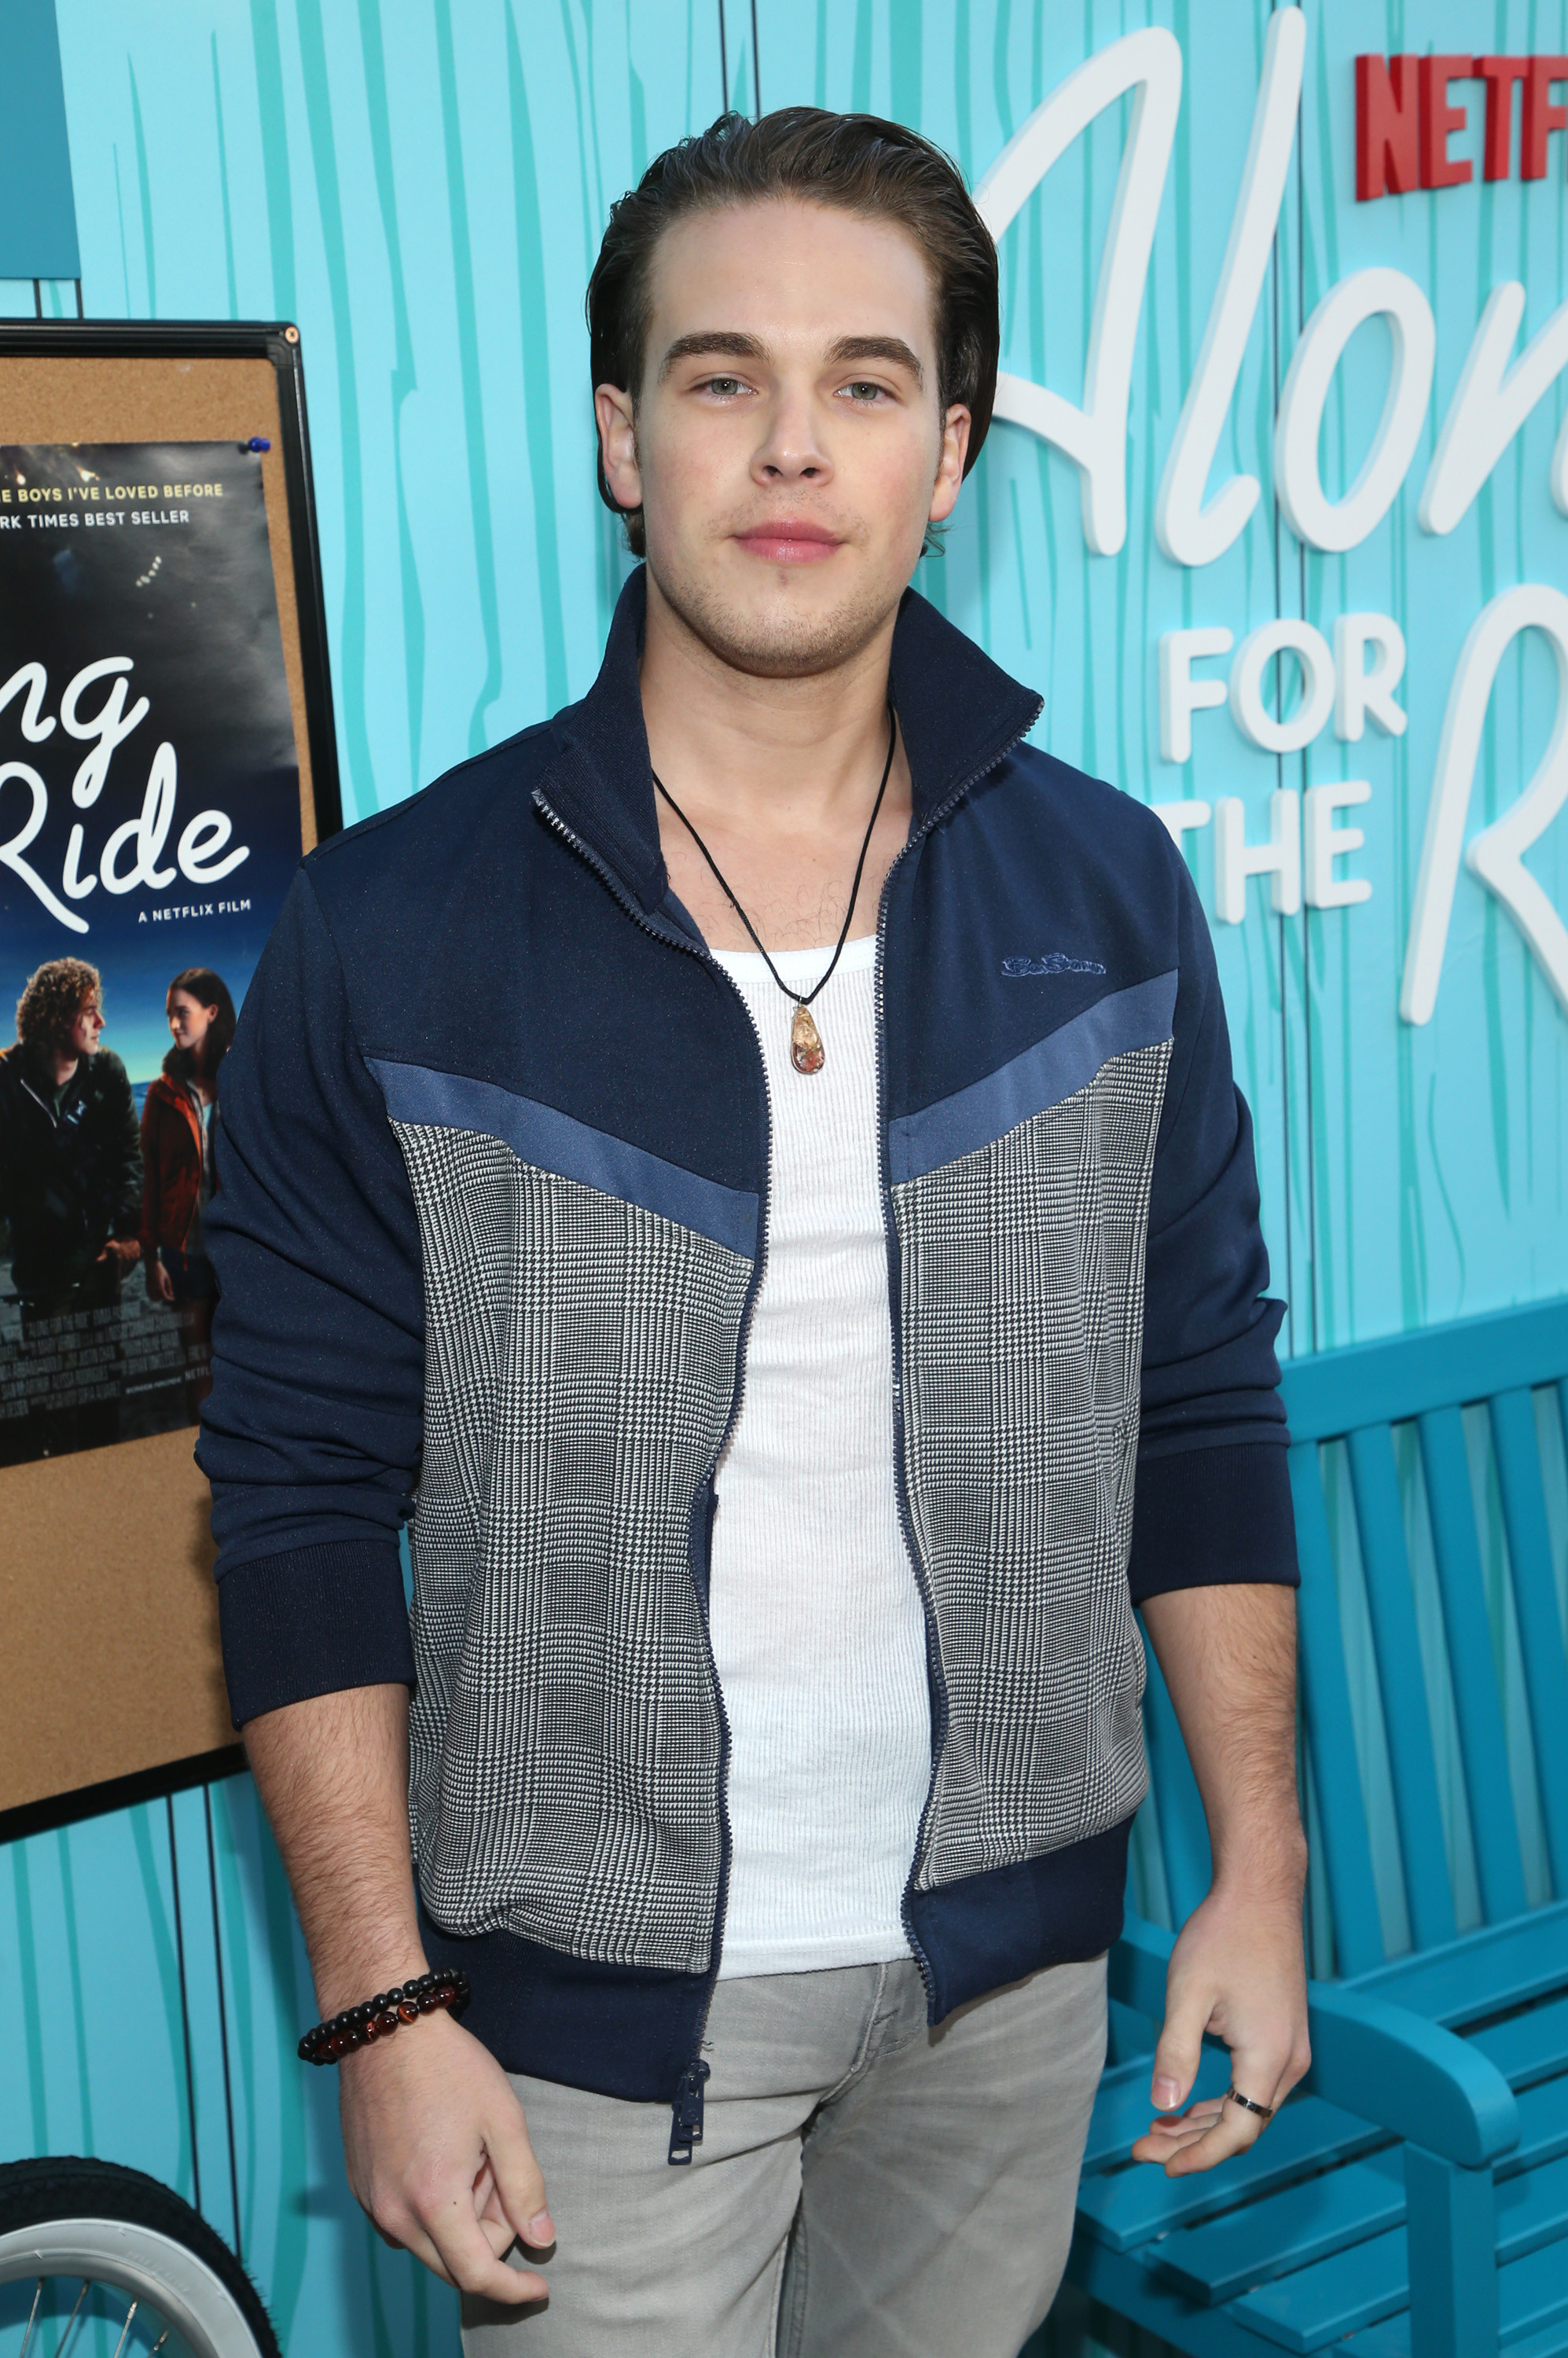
[298,1969,472,2066]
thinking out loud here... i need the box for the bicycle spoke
[17,2278,42,2358]
[53,2280,89,2358]
[147,2333,171,2355]
[107,2299,139,2358]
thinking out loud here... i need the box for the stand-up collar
[537,567,1044,916]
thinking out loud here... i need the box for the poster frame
[0,318,341,1835]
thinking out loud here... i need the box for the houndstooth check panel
[391,1122,752,1974]
[893,1040,1173,1892]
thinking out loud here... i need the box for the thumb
[1151,1978,1209,2113]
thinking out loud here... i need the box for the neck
[637,567,900,832]
[51,1052,79,1089]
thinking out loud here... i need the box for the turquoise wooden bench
[1067,1297,1568,2358]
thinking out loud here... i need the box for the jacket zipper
[872,711,1041,2021]
[19,1076,59,1129]
[531,787,774,2164]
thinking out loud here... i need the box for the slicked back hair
[586,108,1000,556]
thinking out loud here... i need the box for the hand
[340,2007,556,2301]
[148,1257,175,1303]
[1130,1879,1309,2176]
[97,1236,140,1270]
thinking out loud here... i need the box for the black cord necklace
[652,706,898,1075]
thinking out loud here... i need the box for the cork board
[0,1424,233,1808]
[0,326,339,1820]
[0,350,318,854]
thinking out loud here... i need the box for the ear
[928,404,972,525]
[595,384,643,515]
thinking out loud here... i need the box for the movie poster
[0,442,301,1464]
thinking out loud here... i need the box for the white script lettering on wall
[1273,270,1437,553]
[1155,6,1305,567]
[1420,285,1568,535]
[982,5,1564,550]
[1402,585,1568,1024]
[0,657,250,935]
[975,6,1568,1034]
[974,27,1181,556]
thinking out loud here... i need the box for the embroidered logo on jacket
[1001,953,1107,977]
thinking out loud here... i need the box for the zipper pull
[667,2058,711,2165]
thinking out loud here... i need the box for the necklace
[651,707,898,1075]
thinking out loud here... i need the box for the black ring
[1225,2084,1276,2121]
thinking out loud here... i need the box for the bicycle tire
[0,2156,280,2358]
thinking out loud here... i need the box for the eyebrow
[657,329,926,389]
[824,335,925,388]
[658,331,766,382]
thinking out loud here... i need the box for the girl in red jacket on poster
[140,966,235,1412]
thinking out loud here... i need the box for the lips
[734,523,842,564]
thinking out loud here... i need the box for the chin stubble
[647,549,903,681]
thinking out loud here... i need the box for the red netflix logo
[1357,53,1568,197]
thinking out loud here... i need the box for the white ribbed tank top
[708,934,931,1978]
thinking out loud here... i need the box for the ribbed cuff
[1127,1441,1298,1606]
[218,1539,414,1727]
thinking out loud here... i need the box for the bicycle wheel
[0,2158,279,2358]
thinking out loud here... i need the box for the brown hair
[16,958,102,1054]
[167,967,237,1078]
[586,108,1000,556]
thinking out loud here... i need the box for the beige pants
[461,1952,1107,2358]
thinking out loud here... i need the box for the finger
[412,2198,548,2305]
[1144,2099,1226,2139]
[483,2096,554,2250]
[1133,2118,1222,2162]
[469,2162,533,2264]
[1129,2097,1225,2165]
[1141,2098,1227,2136]
[1161,2049,1288,2177]
[1150,1979,1211,2112]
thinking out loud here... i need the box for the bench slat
[1474,1998,1568,2092]
[1290,1442,1386,1975]
[1346,1423,1457,1949]
[1338,2233,1568,2355]
[1148,2072,1568,2306]
[1228,2150,1568,2352]
[1077,2092,1388,2251]
[1278,1299,1568,1442]
[1071,2215,1568,2358]
[1155,2146,1404,2305]
[1492,1388,1568,1893]
[1419,1405,1530,1921]
[1352,1900,1568,2022]
[1082,1309,1568,2355]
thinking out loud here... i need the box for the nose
[751,384,832,488]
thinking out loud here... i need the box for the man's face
[69,998,104,1060]
[597,198,970,679]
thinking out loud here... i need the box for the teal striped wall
[4,6,1567,2353]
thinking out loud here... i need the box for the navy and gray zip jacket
[200,570,1297,2147]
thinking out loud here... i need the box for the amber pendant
[790,1004,825,1075]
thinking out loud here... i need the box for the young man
[202,110,1307,2357]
